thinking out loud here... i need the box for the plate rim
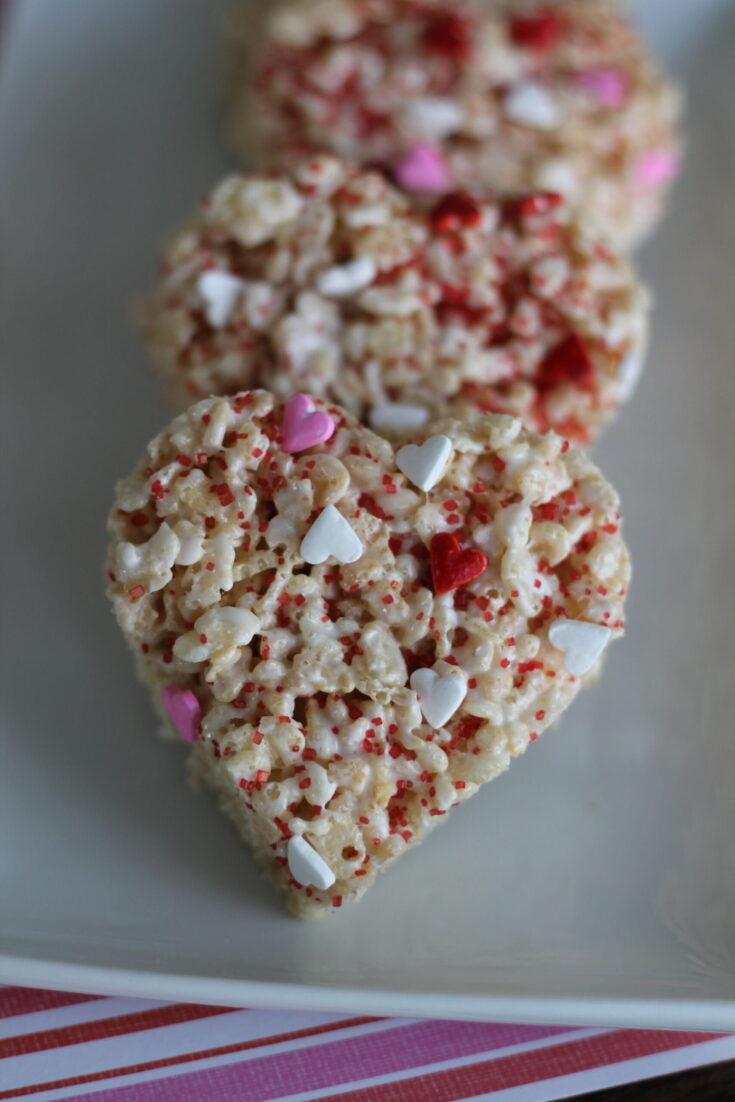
[2,953,735,1032]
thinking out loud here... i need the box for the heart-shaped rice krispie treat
[142,156,648,446]
[233,0,681,250]
[106,389,629,917]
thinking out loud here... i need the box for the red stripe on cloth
[0,1003,232,1058]
[0,989,102,1020]
[311,1029,726,1102]
[0,1017,379,1099]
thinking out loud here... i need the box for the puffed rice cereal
[106,389,630,917]
[231,0,681,250]
[142,156,648,446]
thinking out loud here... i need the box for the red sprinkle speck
[422,12,472,61]
[537,333,594,392]
[430,191,482,233]
[509,10,562,51]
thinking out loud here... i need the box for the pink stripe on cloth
[60,1020,567,1102]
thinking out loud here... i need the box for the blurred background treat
[230,0,682,250]
[142,157,648,443]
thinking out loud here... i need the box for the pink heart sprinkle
[161,686,201,743]
[394,143,451,194]
[633,148,680,189]
[576,67,628,108]
[282,393,336,453]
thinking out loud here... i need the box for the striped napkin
[1,986,733,1101]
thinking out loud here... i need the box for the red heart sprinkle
[509,10,563,51]
[430,192,482,233]
[537,333,594,392]
[422,13,473,62]
[430,533,489,594]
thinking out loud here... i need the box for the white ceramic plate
[1,0,734,1032]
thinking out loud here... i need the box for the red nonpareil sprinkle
[537,333,594,392]
[507,192,564,220]
[357,492,393,521]
[430,532,489,594]
[509,9,562,51]
[430,191,482,233]
[452,714,483,742]
[492,456,506,473]
[422,11,472,61]
[332,895,343,908]
[453,588,472,611]
[128,585,145,601]
[302,747,317,761]
[273,817,292,839]
[518,660,544,674]
[298,777,312,790]
[211,483,235,507]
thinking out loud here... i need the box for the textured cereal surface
[106,390,630,917]
[142,156,648,445]
[233,0,681,249]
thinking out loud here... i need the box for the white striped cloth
[1,986,734,1101]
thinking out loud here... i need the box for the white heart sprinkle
[287,836,336,891]
[396,435,454,492]
[197,270,246,328]
[410,668,467,729]
[548,618,612,677]
[618,344,646,403]
[316,256,377,298]
[369,402,430,436]
[504,82,561,130]
[300,504,363,565]
[401,96,465,138]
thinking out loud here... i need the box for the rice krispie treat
[233,0,681,250]
[142,156,648,446]
[106,389,630,917]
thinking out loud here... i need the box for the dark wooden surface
[573,1059,735,1101]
